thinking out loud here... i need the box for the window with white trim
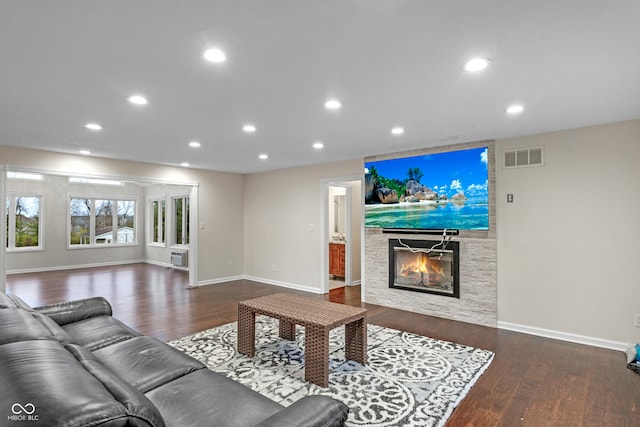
[5,194,43,251]
[172,196,190,246]
[148,198,166,245]
[69,197,136,247]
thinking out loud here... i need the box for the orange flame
[399,253,445,282]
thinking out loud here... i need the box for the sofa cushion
[0,309,56,345]
[0,293,34,311]
[253,395,350,427]
[94,336,205,393]
[66,344,166,426]
[35,296,112,325]
[32,312,78,344]
[146,369,284,427]
[62,315,140,350]
[0,340,162,426]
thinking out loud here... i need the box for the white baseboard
[144,259,172,268]
[6,259,147,275]
[242,275,324,294]
[196,275,244,287]
[497,321,627,352]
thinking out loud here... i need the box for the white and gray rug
[169,316,494,427]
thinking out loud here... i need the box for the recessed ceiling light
[188,141,201,148]
[203,48,227,63]
[506,104,525,114]
[79,150,91,155]
[181,162,190,167]
[128,95,148,105]
[313,142,324,150]
[258,153,269,160]
[391,127,404,135]
[243,124,256,133]
[85,123,103,131]
[464,58,490,72]
[324,99,342,110]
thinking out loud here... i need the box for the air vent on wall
[503,147,543,168]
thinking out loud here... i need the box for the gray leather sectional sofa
[0,293,349,426]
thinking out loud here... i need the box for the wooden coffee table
[237,293,367,387]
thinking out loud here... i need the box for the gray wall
[496,119,640,348]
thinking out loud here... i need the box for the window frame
[67,194,138,249]
[147,196,167,247]
[171,194,190,248]
[6,192,44,252]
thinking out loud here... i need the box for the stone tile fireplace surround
[364,229,497,327]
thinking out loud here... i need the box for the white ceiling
[1,1,639,174]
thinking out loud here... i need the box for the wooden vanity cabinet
[329,243,346,278]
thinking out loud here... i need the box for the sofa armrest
[252,395,349,427]
[34,296,113,325]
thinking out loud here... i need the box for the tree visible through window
[118,200,135,244]
[69,197,136,246]
[95,200,113,244]
[6,195,42,250]
[70,198,90,245]
[149,199,165,245]
[173,196,189,245]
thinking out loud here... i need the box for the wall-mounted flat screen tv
[365,146,489,230]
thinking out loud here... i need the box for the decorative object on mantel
[625,343,640,375]
[169,316,494,427]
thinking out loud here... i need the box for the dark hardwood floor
[6,263,639,426]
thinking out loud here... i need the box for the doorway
[0,166,198,292]
[321,176,363,294]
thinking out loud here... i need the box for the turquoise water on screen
[364,197,488,230]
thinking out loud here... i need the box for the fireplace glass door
[389,239,459,298]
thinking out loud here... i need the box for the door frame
[320,175,364,295]
[0,165,199,291]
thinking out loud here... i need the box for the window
[69,197,136,247]
[6,195,43,250]
[69,198,91,245]
[7,171,43,181]
[173,196,190,246]
[117,200,135,244]
[95,199,113,244]
[149,198,166,245]
[69,177,122,186]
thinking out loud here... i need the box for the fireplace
[388,238,460,298]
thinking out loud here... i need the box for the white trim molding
[497,321,627,352]
[196,275,245,287]
[242,275,324,294]
[6,259,147,275]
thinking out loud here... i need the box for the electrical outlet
[635,314,640,328]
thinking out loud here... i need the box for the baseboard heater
[170,251,188,267]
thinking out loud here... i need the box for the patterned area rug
[169,316,493,427]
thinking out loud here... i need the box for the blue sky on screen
[365,147,488,197]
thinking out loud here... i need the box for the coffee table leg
[345,317,367,365]
[237,304,256,357]
[305,326,329,387]
[279,320,296,341]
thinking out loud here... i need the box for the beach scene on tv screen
[365,147,489,230]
